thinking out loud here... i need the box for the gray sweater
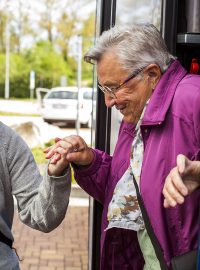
[0,122,71,269]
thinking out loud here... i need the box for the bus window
[115,0,162,30]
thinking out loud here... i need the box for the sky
[0,0,96,49]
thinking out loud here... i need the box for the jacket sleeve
[193,90,200,159]
[7,132,71,233]
[72,148,112,204]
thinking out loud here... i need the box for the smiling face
[97,51,161,124]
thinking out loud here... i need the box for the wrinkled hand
[162,154,200,208]
[44,135,94,171]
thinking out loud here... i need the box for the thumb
[177,154,187,174]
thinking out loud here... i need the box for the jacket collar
[142,60,187,126]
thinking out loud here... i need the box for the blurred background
[0,0,96,269]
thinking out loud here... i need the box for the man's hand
[162,154,200,208]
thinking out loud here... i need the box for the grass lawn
[0,111,40,117]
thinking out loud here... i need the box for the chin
[122,116,134,124]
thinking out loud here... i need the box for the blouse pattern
[106,104,147,232]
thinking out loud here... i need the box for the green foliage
[31,139,54,164]
[25,41,76,88]
[0,53,30,98]
[32,146,47,165]
[0,11,6,53]
[0,41,77,98]
[80,12,95,86]
[0,1,96,97]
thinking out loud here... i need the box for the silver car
[41,86,93,127]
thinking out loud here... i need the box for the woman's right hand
[162,154,200,208]
[44,135,94,167]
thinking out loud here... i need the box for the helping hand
[44,135,94,170]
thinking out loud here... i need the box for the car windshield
[83,91,92,100]
[47,91,78,99]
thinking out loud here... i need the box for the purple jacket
[74,60,200,269]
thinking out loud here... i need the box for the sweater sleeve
[72,148,112,204]
[7,131,71,233]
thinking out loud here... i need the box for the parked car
[41,86,93,127]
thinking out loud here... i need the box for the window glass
[83,91,93,100]
[115,0,162,30]
[47,91,78,99]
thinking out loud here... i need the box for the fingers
[55,137,61,143]
[44,137,62,154]
[177,154,186,174]
[44,135,88,165]
[163,167,188,208]
[176,154,189,174]
[43,146,51,154]
[45,145,58,159]
[61,135,87,152]
[163,198,171,208]
[44,137,76,159]
[50,153,61,164]
[44,135,93,167]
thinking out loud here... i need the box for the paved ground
[13,201,89,270]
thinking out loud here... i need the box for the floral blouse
[106,104,146,231]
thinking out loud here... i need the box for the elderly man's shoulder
[171,74,200,121]
[174,74,200,100]
[179,74,200,92]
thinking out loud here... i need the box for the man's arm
[9,132,71,232]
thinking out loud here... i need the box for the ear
[145,64,162,89]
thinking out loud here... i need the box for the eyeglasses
[98,67,145,98]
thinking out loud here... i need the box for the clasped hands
[45,135,94,176]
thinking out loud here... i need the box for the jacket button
[144,129,148,133]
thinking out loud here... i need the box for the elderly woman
[46,23,200,269]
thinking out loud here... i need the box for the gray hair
[84,23,176,73]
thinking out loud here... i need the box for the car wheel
[81,118,91,128]
[43,119,52,124]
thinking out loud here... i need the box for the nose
[104,94,117,108]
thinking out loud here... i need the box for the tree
[0,52,30,98]
[56,11,79,61]
[11,0,34,53]
[0,0,96,96]
[38,0,59,44]
[80,12,95,85]
[0,11,7,53]
[0,0,35,54]
[25,41,76,88]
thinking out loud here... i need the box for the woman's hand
[162,154,200,208]
[44,135,94,176]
